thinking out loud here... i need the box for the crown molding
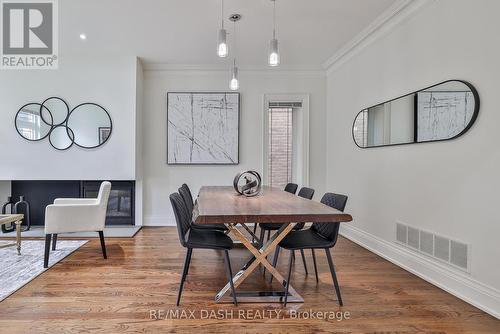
[142,62,325,75]
[323,0,434,74]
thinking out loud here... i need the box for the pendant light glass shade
[269,38,280,66]
[230,65,239,90]
[217,28,228,57]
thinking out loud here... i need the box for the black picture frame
[352,80,480,149]
[166,92,240,165]
[99,127,111,144]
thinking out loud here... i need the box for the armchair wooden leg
[98,231,107,259]
[44,234,51,268]
[52,234,58,251]
[176,248,192,306]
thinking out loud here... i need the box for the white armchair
[43,181,111,268]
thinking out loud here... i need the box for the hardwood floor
[0,227,498,333]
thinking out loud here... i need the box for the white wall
[0,56,137,180]
[142,67,326,225]
[325,0,500,317]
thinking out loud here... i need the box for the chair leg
[52,234,58,251]
[267,230,271,241]
[270,246,280,283]
[325,248,343,306]
[224,250,238,306]
[284,250,294,307]
[98,231,107,259]
[176,248,193,306]
[300,249,308,275]
[43,234,51,268]
[311,249,319,283]
[252,224,257,243]
[259,228,265,246]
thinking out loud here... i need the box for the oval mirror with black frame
[352,80,479,148]
[67,103,112,149]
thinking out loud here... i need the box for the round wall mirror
[41,97,69,126]
[15,103,53,141]
[67,103,112,149]
[49,125,74,150]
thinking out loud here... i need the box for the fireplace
[82,181,135,225]
[10,180,135,226]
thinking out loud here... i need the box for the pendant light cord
[273,0,276,39]
[233,20,237,66]
[221,0,224,28]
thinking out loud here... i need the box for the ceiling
[60,0,397,67]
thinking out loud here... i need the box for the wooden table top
[194,186,353,225]
[0,214,24,225]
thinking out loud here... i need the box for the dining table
[193,185,353,304]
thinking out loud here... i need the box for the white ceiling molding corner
[142,62,325,76]
[323,0,434,74]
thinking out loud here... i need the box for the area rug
[0,226,141,238]
[0,239,88,302]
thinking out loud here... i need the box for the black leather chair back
[294,187,315,230]
[181,184,194,205]
[170,192,192,248]
[284,183,298,194]
[297,187,315,200]
[179,185,194,216]
[311,193,348,245]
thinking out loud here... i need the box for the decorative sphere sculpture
[233,170,262,197]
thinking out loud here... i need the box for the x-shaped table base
[215,222,304,304]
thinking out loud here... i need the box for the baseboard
[143,215,175,226]
[340,225,500,319]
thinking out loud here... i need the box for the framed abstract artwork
[167,92,240,164]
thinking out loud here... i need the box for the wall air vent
[395,222,470,272]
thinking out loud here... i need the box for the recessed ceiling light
[79,33,87,40]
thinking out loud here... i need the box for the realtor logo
[1,0,58,69]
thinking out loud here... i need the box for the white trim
[340,224,500,319]
[323,0,434,74]
[262,94,310,187]
[143,62,325,75]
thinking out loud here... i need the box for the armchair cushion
[44,204,106,234]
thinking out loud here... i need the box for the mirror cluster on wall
[352,80,479,148]
[15,97,112,150]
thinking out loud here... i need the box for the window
[264,96,308,189]
[268,106,293,189]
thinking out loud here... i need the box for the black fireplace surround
[9,180,135,226]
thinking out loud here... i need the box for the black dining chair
[178,184,226,232]
[251,183,298,242]
[273,192,348,306]
[261,186,315,275]
[170,192,237,306]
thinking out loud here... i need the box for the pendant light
[269,0,280,66]
[229,14,241,91]
[217,0,228,57]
